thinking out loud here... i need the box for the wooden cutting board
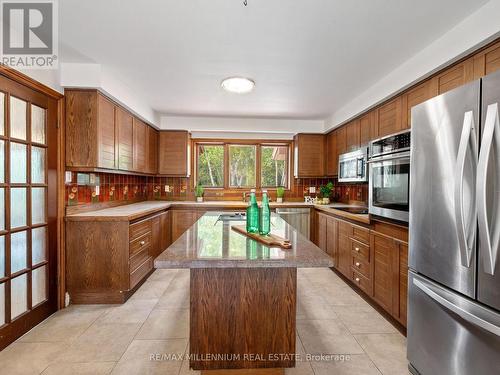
[231,225,292,249]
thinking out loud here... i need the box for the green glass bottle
[246,189,260,233]
[259,190,271,235]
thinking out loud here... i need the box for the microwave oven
[338,148,368,183]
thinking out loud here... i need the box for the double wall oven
[368,130,411,222]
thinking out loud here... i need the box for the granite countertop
[65,200,370,224]
[154,212,334,269]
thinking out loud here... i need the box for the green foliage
[276,186,285,198]
[229,145,256,187]
[261,146,287,187]
[197,145,224,187]
[319,181,334,198]
[195,183,204,197]
[197,144,289,189]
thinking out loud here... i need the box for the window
[229,145,256,188]
[194,141,290,189]
[196,144,224,187]
[261,145,288,188]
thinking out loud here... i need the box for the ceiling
[59,0,489,120]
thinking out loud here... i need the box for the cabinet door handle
[355,262,361,267]
[355,277,360,283]
[140,240,145,246]
[355,247,360,252]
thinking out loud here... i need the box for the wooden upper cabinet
[345,120,360,151]
[436,58,474,95]
[374,96,403,138]
[401,79,438,129]
[116,106,134,171]
[359,112,372,145]
[147,126,158,174]
[326,131,338,176]
[133,118,148,172]
[66,90,116,169]
[472,40,500,79]
[336,126,347,155]
[158,131,191,176]
[293,134,325,178]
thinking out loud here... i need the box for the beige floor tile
[111,339,187,375]
[332,304,398,334]
[58,322,142,363]
[41,362,116,375]
[155,283,190,309]
[136,309,189,339]
[297,319,364,355]
[178,357,200,374]
[355,333,408,375]
[129,280,173,300]
[96,299,158,325]
[18,305,110,343]
[296,296,339,320]
[311,354,382,375]
[147,268,178,282]
[321,285,368,306]
[0,342,67,375]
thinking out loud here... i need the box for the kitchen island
[155,212,333,374]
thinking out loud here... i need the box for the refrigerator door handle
[413,277,500,337]
[477,103,500,275]
[454,111,477,268]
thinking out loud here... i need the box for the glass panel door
[0,74,57,350]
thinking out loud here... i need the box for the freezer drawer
[408,271,500,375]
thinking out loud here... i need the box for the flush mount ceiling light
[221,77,255,94]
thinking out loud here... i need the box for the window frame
[193,139,292,191]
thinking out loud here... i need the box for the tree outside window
[197,144,224,187]
[229,145,256,188]
[261,145,288,188]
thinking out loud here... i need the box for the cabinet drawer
[351,256,370,279]
[130,256,153,289]
[130,232,151,256]
[351,239,370,262]
[130,247,150,273]
[351,270,371,295]
[351,225,370,244]
[130,219,151,241]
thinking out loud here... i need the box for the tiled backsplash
[65,171,368,209]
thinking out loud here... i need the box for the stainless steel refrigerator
[408,70,500,375]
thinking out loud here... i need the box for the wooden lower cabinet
[66,209,172,304]
[314,210,409,327]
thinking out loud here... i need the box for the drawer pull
[355,247,360,252]
[355,277,360,283]
[140,240,145,246]
[355,262,361,267]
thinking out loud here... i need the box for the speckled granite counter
[66,200,371,225]
[154,211,333,269]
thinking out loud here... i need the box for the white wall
[161,116,324,139]
[59,63,160,126]
[326,0,500,131]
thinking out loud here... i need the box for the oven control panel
[370,130,411,158]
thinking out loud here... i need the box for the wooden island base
[190,268,297,371]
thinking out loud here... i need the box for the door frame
[0,66,65,347]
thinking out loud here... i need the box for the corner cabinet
[293,133,326,178]
[65,89,158,175]
[158,131,191,177]
[66,210,172,304]
[66,90,116,169]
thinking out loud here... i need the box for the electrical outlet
[95,186,100,196]
[164,185,170,193]
[65,171,72,184]
[309,186,316,194]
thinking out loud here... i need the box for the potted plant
[319,182,334,204]
[276,186,285,203]
[195,184,204,203]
